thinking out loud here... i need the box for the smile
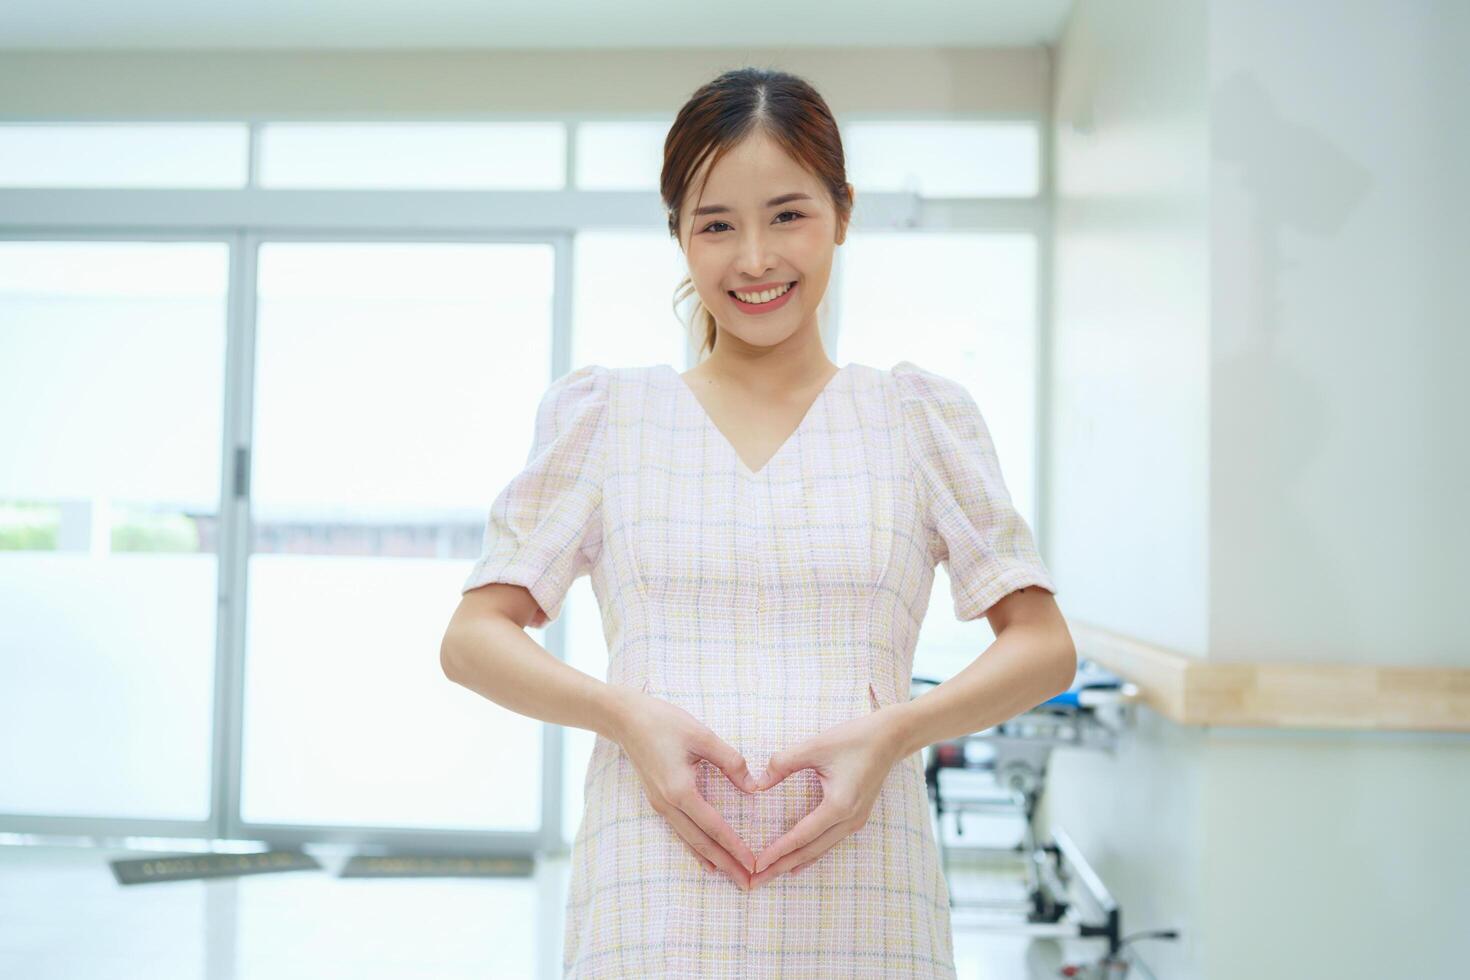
[728,281,798,313]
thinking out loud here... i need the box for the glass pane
[0,240,230,819]
[572,229,691,370]
[561,582,604,845]
[242,241,557,830]
[258,123,566,190]
[557,227,689,842]
[835,231,1041,683]
[843,120,1040,197]
[0,123,248,188]
[574,121,672,191]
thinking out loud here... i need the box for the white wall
[1048,1,1470,978]
[1049,0,1213,659]
[1208,0,1469,667]
[1046,2,1214,974]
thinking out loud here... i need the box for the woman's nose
[736,238,776,276]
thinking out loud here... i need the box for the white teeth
[732,282,792,304]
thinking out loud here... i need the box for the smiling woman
[662,73,854,359]
[550,67,959,980]
[451,65,1065,980]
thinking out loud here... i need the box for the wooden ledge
[1071,622,1470,732]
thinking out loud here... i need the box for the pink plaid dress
[462,359,1057,978]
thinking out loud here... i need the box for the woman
[443,67,1076,979]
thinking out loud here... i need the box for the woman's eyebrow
[693,192,813,216]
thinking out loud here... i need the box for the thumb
[694,731,759,793]
[754,742,812,791]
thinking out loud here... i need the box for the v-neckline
[667,362,848,477]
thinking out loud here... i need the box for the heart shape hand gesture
[616,686,761,887]
[616,684,903,891]
[744,706,903,887]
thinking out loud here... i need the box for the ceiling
[0,0,1075,51]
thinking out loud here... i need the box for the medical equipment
[912,658,1179,978]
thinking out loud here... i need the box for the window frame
[0,113,1054,857]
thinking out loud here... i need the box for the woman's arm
[883,586,1076,759]
[442,582,760,888]
[441,583,635,739]
[746,587,1074,887]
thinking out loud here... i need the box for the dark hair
[662,67,853,359]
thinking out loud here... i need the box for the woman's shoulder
[544,362,679,401]
[560,362,674,385]
[544,363,680,417]
[532,364,613,434]
[540,363,611,402]
[881,359,972,407]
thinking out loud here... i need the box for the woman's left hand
[747,701,906,888]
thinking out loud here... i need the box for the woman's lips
[728,281,798,314]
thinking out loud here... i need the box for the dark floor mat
[337,854,535,878]
[110,849,321,885]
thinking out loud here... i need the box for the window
[0,123,248,188]
[0,116,1047,849]
[258,122,567,189]
[0,240,230,818]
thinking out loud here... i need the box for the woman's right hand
[612,684,759,890]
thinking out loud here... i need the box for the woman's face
[678,130,852,353]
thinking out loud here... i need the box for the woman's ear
[835,184,855,245]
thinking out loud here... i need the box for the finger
[668,827,718,873]
[650,792,715,872]
[751,820,854,888]
[692,733,759,794]
[752,800,841,874]
[682,839,717,873]
[681,790,758,874]
[752,743,813,793]
[662,802,751,889]
[665,803,740,877]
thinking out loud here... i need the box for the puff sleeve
[460,364,609,629]
[894,361,1056,621]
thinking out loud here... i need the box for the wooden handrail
[1071,622,1470,732]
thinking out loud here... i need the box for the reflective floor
[0,827,1129,979]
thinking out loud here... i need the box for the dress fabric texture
[461,360,1058,979]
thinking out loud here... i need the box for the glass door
[238,238,561,845]
[0,239,230,830]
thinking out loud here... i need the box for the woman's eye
[700,211,805,234]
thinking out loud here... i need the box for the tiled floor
[0,823,1133,979]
